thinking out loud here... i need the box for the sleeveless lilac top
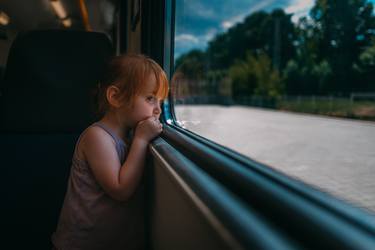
[51,122,144,250]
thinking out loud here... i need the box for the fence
[174,95,375,121]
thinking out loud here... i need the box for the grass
[276,99,375,121]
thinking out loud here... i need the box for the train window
[171,0,375,213]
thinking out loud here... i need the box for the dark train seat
[0,30,113,249]
[0,65,4,85]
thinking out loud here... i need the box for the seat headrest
[0,30,114,133]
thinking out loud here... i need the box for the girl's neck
[99,111,131,141]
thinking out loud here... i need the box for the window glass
[172,0,375,213]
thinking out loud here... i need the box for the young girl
[51,54,169,250]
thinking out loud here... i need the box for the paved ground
[175,105,375,213]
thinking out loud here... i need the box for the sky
[174,0,375,59]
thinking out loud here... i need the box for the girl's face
[125,73,162,128]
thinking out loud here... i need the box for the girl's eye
[146,96,156,102]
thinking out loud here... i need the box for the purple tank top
[51,122,144,250]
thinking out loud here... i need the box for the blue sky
[174,0,375,59]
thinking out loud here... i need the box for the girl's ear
[106,85,122,108]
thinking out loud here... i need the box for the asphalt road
[175,105,375,213]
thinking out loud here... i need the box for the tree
[207,9,296,71]
[283,58,332,95]
[174,49,207,80]
[173,49,208,97]
[229,52,283,99]
[309,0,375,94]
[282,16,333,95]
[353,44,375,91]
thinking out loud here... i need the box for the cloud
[203,28,217,42]
[175,34,199,44]
[221,0,277,29]
[285,0,314,13]
[285,0,314,22]
[174,34,203,59]
[249,0,278,13]
[174,29,218,59]
[184,1,217,19]
[221,14,243,29]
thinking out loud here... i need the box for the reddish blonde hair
[97,54,169,116]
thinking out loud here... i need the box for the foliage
[353,45,375,91]
[309,0,375,93]
[229,52,283,98]
[174,0,375,99]
[283,58,332,95]
[174,49,207,80]
[207,9,296,71]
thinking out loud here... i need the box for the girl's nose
[154,103,161,114]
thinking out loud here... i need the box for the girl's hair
[96,54,169,117]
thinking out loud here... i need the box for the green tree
[283,58,332,95]
[174,49,207,80]
[173,49,208,97]
[310,0,375,94]
[229,52,283,99]
[353,44,375,91]
[207,9,296,71]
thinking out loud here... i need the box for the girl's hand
[134,116,163,143]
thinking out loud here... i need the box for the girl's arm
[82,117,162,201]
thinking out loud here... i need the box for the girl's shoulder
[76,125,117,161]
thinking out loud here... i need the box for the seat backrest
[1,30,113,132]
[0,30,113,249]
[0,66,3,93]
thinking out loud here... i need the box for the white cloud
[248,0,277,13]
[285,0,314,13]
[174,29,218,59]
[186,1,216,19]
[175,34,199,44]
[175,29,217,47]
[174,33,203,59]
[221,14,243,29]
[203,28,217,42]
[221,0,277,30]
[222,21,234,29]
[285,0,314,22]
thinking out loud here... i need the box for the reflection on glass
[172,0,375,213]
